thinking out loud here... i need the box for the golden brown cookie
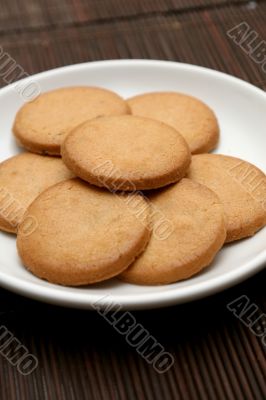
[187,154,266,242]
[17,179,151,286]
[0,153,73,234]
[127,92,219,154]
[17,179,150,286]
[13,87,130,156]
[61,115,191,191]
[120,179,226,285]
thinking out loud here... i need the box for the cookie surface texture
[17,179,151,286]
[187,154,266,242]
[61,115,191,191]
[13,87,130,155]
[0,152,73,234]
[120,178,226,285]
[127,92,219,154]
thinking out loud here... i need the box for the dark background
[0,1,265,399]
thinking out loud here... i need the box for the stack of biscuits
[0,87,265,286]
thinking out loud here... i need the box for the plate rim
[2,58,266,99]
[0,250,265,310]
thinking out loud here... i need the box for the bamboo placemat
[0,1,265,399]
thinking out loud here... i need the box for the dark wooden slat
[1,2,265,89]
[0,270,265,400]
[0,0,249,33]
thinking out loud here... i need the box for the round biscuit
[187,154,266,242]
[121,178,226,285]
[13,87,130,156]
[0,152,73,234]
[17,179,151,286]
[128,92,219,154]
[61,115,191,191]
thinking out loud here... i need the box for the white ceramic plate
[0,60,265,310]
